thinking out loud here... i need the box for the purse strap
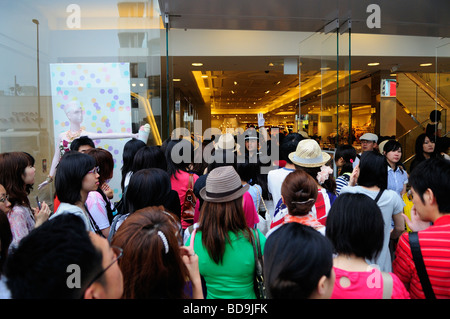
[374,189,384,203]
[255,186,268,213]
[409,232,436,299]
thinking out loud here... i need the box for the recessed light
[368,62,380,66]
[265,90,270,94]
[192,63,203,67]
[420,63,432,67]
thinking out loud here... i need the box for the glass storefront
[0,1,163,204]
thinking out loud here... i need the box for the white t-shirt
[340,186,405,272]
[267,167,295,218]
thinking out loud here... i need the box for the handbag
[181,173,197,228]
[250,229,266,299]
[409,232,436,299]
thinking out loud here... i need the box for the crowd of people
[0,112,449,300]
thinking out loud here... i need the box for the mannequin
[38,101,150,190]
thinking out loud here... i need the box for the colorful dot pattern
[50,63,133,201]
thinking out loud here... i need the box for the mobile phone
[35,196,41,210]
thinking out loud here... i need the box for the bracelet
[46,176,53,183]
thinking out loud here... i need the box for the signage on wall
[381,79,397,97]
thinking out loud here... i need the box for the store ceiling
[160,0,450,117]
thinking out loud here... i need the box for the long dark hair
[0,152,35,208]
[120,139,146,192]
[199,196,252,264]
[125,168,172,214]
[111,207,187,299]
[165,139,194,180]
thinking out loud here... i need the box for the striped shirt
[393,215,450,299]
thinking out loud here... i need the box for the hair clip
[349,159,354,164]
[157,231,169,254]
[291,198,316,205]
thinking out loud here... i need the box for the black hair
[125,168,172,214]
[326,193,385,260]
[55,151,96,204]
[165,139,194,179]
[236,161,259,183]
[409,157,450,213]
[206,149,237,172]
[121,139,146,192]
[4,214,103,299]
[131,146,167,172]
[429,109,441,122]
[335,144,357,175]
[357,151,387,189]
[280,133,303,163]
[264,223,334,299]
[410,133,436,173]
[0,211,12,277]
[70,136,95,151]
[383,140,405,172]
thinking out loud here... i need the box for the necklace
[66,128,82,141]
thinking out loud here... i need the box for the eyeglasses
[85,246,122,289]
[0,194,9,203]
[87,166,100,175]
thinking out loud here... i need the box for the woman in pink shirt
[326,193,410,299]
[165,139,199,229]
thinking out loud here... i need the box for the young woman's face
[423,136,435,153]
[22,164,36,185]
[385,148,402,164]
[0,185,12,214]
[82,166,100,193]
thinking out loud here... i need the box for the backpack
[181,173,197,229]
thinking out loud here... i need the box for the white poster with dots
[50,62,132,201]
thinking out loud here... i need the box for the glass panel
[299,30,338,148]
[436,42,450,136]
[0,1,163,205]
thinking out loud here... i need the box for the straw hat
[288,139,331,168]
[200,166,249,203]
[214,133,240,152]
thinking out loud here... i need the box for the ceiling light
[173,78,181,82]
[192,63,203,67]
[131,83,136,87]
[139,83,144,87]
[367,62,380,66]
[201,75,208,78]
[276,81,281,85]
[420,63,432,67]
[234,81,238,85]
[265,90,270,94]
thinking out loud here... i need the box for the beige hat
[214,133,240,152]
[200,166,249,203]
[378,139,391,154]
[360,133,378,143]
[288,139,331,168]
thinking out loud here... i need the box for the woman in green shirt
[189,166,266,299]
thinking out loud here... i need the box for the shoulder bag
[409,232,436,299]
[250,229,266,299]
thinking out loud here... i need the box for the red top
[393,215,450,299]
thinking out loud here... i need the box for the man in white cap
[353,132,378,168]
